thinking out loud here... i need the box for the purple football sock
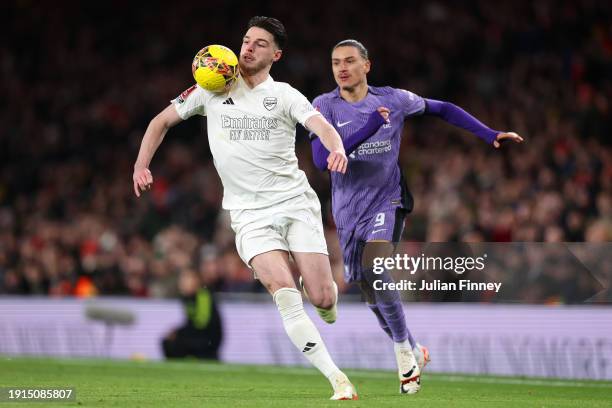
[376,299,416,347]
[367,303,393,339]
[365,270,416,347]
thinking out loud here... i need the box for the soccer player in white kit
[132,16,358,400]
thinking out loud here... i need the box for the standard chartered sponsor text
[357,140,392,155]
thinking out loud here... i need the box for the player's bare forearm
[134,104,182,168]
[134,119,168,170]
[309,108,389,171]
[306,114,343,152]
[133,104,183,196]
[305,114,347,173]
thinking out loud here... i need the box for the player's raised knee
[312,296,334,310]
[309,285,336,310]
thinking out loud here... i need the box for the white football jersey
[172,76,320,210]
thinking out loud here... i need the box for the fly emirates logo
[221,115,279,141]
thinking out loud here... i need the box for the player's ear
[273,49,282,62]
[364,59,371,74]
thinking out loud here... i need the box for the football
[192,45,239,92]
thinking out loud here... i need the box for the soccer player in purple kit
[308,39,524,394]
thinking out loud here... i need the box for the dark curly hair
[247,16,287,49]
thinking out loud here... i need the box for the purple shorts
[337,206,408,283]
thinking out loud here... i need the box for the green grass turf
[1,357,611,407]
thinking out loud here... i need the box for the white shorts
[230,188,329,266]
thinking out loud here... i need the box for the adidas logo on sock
[222,98,235,105]
[302,342,317,352]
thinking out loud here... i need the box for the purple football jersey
[312,86,425,228]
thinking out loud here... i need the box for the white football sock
[394,339,412,353]
[273,287,341,380]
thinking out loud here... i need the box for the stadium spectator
[162,269,223,360]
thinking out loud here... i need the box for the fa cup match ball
[192,45,239,92]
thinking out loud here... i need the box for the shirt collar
[239,74,274,91]
[258,75,274,89]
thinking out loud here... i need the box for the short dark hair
[332,39,369,59]
[247,16,287,49]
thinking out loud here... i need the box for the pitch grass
[1,357,611,407]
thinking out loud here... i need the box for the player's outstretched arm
[424,99,524,148]
[305,114,348,173]
[133,104,183,197]
[309,108,390,171]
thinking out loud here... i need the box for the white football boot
[396,347,421,394]
[329,372,359,400]
[298,276,338,324]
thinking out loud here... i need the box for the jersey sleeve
[171,84,212,120]
[396,88,426,118]
[284,86,321,127]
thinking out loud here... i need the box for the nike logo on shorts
[337,121,352,128]
[371,229,387,234]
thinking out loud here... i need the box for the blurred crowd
[1,1,611,299]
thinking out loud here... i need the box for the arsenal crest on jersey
[263,97,277,111]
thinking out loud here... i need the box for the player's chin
[240,59,263,75]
